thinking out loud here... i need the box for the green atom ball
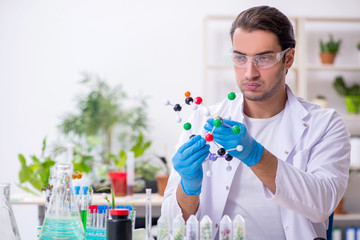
[227,92,236,100]
[232,125,240,134]
[183,122,192,130]
[213,118,222,127]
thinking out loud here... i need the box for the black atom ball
[173,104,182,112]
[217,148,226,156]
[225,154,233,161]
[185,97,194,105]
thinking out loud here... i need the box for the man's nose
[244,61,260,79]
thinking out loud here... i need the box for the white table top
[11,193,164,207]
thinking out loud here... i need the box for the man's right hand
[172,135,210,195]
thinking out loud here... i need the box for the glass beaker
[0,183,21,240]
[39,163,85,240]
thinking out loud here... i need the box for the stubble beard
[239,67,285,102]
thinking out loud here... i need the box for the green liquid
[39,216,85,240]
[81,210,87,230]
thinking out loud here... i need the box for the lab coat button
[303,123,308,127]
[284,151,289,154]
[226,186,229,190]
[215,224,219,228]
[284,226,289,231]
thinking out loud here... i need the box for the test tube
[86,205,97,238]
[145,188,154,240]
[97,205,104,237]
[74,186,81,212]
[81,186,89,230]
[102,205,108,237]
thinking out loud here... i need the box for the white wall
[1,0,360,239]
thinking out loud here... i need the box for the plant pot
[108,171,127,196]
[320,52,336,64]
[334,197,347,215]
[155,174,169,196]
[345,96,360,114]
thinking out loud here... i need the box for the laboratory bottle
[0,183,21,240]
[39,163,85,240]
[107,209,132,240]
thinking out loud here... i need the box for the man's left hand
[204,118,264,167]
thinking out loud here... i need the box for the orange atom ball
[185,91,191,98]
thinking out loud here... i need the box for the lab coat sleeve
[161,108,208,226]
[161,167,183,224]
[264,111,351,223]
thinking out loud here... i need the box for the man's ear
[285,48,295,70]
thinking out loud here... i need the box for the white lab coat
[161,86,351,239]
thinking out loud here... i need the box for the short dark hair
[230,6,296,50]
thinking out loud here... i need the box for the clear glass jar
[0,183,21,240]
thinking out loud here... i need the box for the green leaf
[18,154,26,166]
[41,137,47,157]
[18,167,32,183]
[31,155,41,164]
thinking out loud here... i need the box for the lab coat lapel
[276,86,310,163]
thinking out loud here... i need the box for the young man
[161,6,350,239]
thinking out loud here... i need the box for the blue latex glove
[204,118,264,167]
[172,135,210,195]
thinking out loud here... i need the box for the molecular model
[164,91,244,176]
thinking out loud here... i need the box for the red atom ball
[205,133,214,142]
[195,96,202,105]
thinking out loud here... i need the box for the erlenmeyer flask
[39,163,85,240]
[0,183,21,240]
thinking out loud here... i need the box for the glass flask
[39,163,85,240]
[0,183,21,240]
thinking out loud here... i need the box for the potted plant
[107,133,153,196]
[154,155,170,196]
[319,34,341,64]
[333,75,360,114]
[58,73,150,190]
[17,138,56,195]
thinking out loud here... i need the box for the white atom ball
[176,116,182,123]
[236,145,244,152]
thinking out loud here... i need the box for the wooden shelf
[307,65,360,71]
[334,213,360,221]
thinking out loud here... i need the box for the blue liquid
[39,216,85,240]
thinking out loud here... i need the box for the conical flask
[39,163,85,240]
[0,183,21,240]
